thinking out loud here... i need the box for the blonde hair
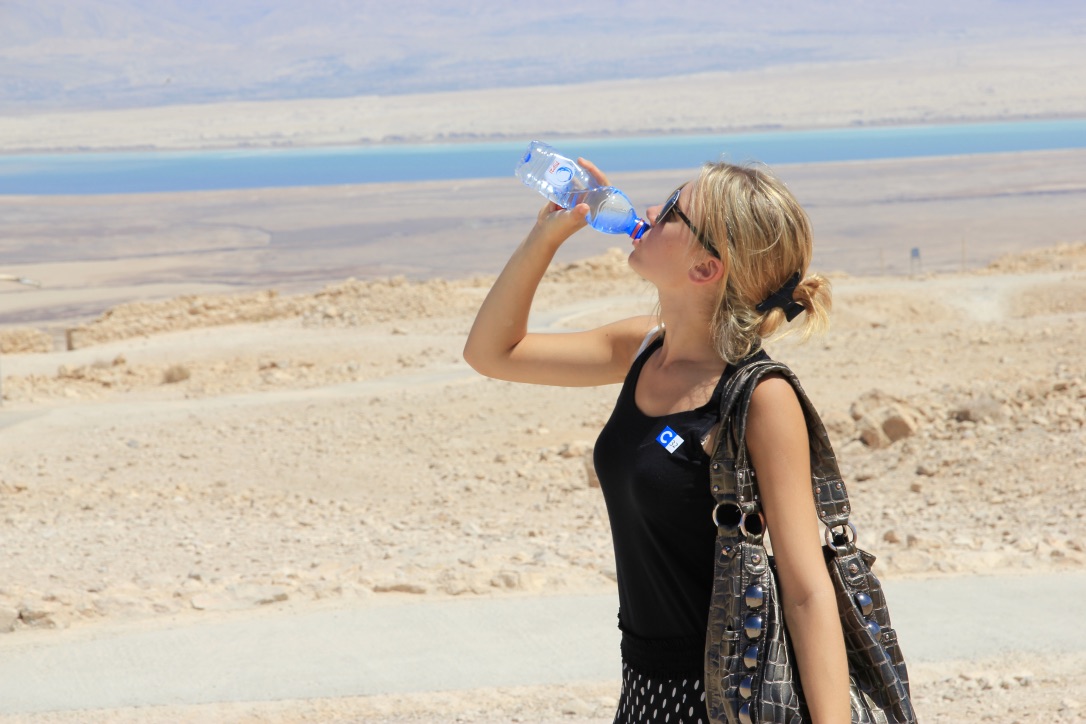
[691,161,831,364]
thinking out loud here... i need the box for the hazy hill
[0,0,1083,112]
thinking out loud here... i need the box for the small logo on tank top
[656,426,684,453]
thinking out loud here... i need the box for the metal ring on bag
[739,511,766,538]
[712,501,741,529]
[825,521,858,551]
[712,502,765,538]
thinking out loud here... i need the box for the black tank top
[593,336,766,676]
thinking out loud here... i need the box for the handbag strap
[709,359,853,532]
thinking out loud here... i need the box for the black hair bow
[755,272,804,321]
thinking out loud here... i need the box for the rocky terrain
[0,243,1083,722]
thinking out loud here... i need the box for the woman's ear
[688,256,726,286]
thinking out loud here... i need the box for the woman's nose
[646,204,661,225]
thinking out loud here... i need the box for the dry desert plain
[0,235,1084,722]
[2,33,1086,722]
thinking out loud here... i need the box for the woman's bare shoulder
[747,373,805,441]
[604,315,661,363]
[749,372,799,407]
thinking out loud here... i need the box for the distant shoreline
[3,112,1086,157]
[6,119,1085,196]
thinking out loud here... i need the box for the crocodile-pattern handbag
[704,360,917,724]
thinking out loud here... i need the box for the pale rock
[490,570,521,590]
[437,571,469,596]
[0,605,19,633]
[531,550,556,566]
[373,582,427,594]
[951,535,977,549]
[42,588,78,605]
[951,397,1005,423]
[190,584,288,611]
[882,406,918,442]
[232,583,289,606]
[561,698,596,717]
[851,390,921,447]
[558,441,592,458]
[856,416,889,449]
[1021,379,1054,401]
[19,601,64,629]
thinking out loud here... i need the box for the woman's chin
[626,252,651,282]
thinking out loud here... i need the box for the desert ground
[1,237,1084,722]
[2,31,1086,723]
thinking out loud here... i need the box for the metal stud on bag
[855,591,874,616]
[744,584,764,608]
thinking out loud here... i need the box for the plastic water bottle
[515,141,649,239]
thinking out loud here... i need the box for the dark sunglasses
[656,185,720,258]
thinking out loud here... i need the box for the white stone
[0,605,19,633]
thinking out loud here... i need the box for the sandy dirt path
[1,573,1084,721]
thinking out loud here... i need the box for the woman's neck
[655,290,722,368]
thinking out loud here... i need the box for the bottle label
[544,157,575,190]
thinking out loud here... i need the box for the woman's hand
[531,200,589,244]
[528,156,612,247]
[579,157,611,186]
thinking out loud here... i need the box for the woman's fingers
[570,202,591,222]
[536,200,562,224]
[578,157,610,187]
[535,201,589,236]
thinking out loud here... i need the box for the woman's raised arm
[463,159,654,387]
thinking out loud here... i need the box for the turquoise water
[1,119,1084,195]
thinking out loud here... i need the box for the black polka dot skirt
[613,662,708,724]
